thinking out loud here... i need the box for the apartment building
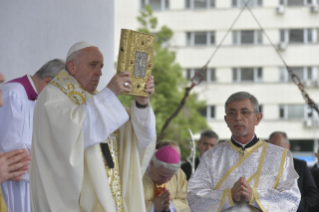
[115,0,319,164]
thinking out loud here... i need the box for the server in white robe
[0,59,65,212]
[187,92,301,212]
[30,42,156,212]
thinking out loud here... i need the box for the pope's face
[150,161,176,185]
[224,99,262,142]
[0,72,5,107]
[69,47,104,94]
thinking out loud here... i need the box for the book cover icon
[117,29,156,97]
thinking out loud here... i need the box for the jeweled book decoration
[117,29,156,97]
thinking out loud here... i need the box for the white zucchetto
[67,41,97,59]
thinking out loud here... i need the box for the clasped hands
[231,177,253,203]
[106,71,155,106]
[154,190,170,212]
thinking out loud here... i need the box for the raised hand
[134,75,155,106]
[107,71,132,96]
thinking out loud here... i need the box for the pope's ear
[67,60,76,75]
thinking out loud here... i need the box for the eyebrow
[228,107,249,111]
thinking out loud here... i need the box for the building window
[185,69,216,82]
[198,105,215,119]
[232,68,263,82]
[186,32,215,46]
[280,29,318,44]
[233,30,262,45]
[185,0,215,9]
[141,0,169,10]
[279,0,318,6]
[279,105,307,119]
[232,0,263,7]
[279,67,318,82]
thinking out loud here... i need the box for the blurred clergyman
[143,146,190,212]
[0,60,64,212]
[310,147,319,174]
[181,129,218,181]
[269,131,319,212]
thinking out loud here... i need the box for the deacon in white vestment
[187,92,301,212]
[30,42,156,212]
[0,59,65,212]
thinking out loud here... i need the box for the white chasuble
[187,140,301,212]
[30,70,156,212]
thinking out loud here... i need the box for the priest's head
[198,129,219,157]
[66,41,104,94]
[0,72,5,106]
[268,131,290,149]
[149,146,181,185]
[224,92,262,144]
[156,140,181,156]
[32,59,65,94]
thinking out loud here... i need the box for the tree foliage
[118,5,209,160]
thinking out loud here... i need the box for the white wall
[0,0,114,91]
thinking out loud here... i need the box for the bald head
[268,131,290,150]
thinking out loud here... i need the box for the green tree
[118,5,209,160]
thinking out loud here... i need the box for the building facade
[115,0,319,165]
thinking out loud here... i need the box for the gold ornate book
[117,29,156,97]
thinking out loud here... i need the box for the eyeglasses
[226,110,255,119]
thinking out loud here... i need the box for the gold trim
[247,172,257,183]
[273,149,288,189]
[253,143,268,188]
[217,189,229,212]
[252,188,267,212]
[228,140,242,158]
[249,192,255,205]
[227,188,234,207]
[215,141,264,190]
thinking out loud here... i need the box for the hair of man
[199,129,219,143]
[269,131,290,145]
[225,91,259,113]
[65,50,83,72]
[151,153,180,173]
[34,59,65,79]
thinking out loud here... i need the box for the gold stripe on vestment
[253,143,268,188]
[228,187,234,206]
[215,140,264,190]
[273,149,288,189]
[252,187,267,212]
[217,188,229,212]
